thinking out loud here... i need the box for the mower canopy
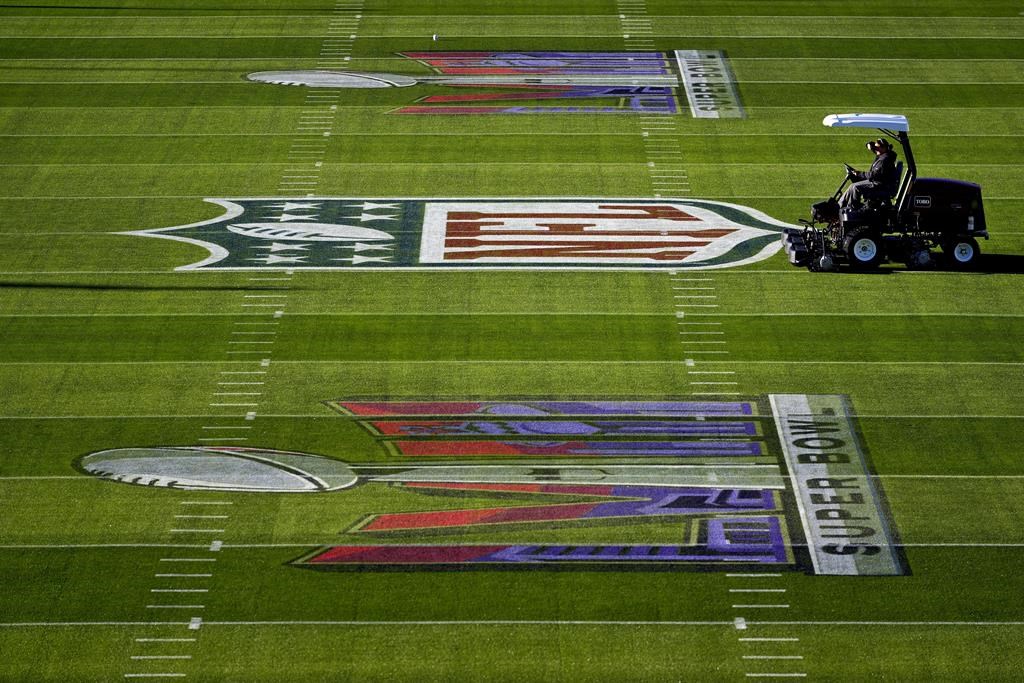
[822,113,909,132]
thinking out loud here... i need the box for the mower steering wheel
[843,163,857,179]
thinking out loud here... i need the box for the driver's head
[867,138,892,154]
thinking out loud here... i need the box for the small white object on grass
[432,33,438,41]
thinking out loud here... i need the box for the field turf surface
[2,0,1024,680]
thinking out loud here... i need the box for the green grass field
[2,1,1024,680]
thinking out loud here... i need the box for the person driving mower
[839,138,899,208]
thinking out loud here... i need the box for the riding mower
[783,113,988,271]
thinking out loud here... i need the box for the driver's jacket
[859,150,898,190]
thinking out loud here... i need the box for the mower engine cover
[812,197,840,223]
[909,178,986,235]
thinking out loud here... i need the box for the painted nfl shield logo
[122,198,791,271]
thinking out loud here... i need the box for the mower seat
[862,162,903,211]
[887,161,904,199]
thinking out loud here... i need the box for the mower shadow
[974,254,1024,275]
[812,253,1024,275]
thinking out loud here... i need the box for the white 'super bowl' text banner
[771,395,905,576]
[675,50,745,119]
[124,198,789,271]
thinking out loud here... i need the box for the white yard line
[745,675,806,679]
[1,13,1020,19]
[0,312,912,318]
[28,160,1013,168]
[9,473,1024,482]
[3,413,1023,420]
[8,542,1021,550]
[3,266,1024,273]
[0,359,1020,367]
[740,638,799,642]
[3,132,1023,139]
[5,619,1024,628]
[8,33,997,39]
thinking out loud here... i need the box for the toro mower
[783,113,988,271]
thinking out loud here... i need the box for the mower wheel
[943,237,980,270]
[808,254,834,272]
[844,228,884,270]
[906,250,933,270]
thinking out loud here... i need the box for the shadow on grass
[0,281,294,291]
[975,253,1024,275]
[0,5,329,11]
[811,253,1024,275]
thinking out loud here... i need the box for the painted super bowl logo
[248,50,745,118]
[78,396,906,575]
[123,198,790,271]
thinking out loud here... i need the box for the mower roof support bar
[893,130,917,217]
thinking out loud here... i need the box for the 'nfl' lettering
[123,198,792,271]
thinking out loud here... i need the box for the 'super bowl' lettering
[122,198,791,271]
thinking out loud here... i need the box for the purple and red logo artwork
[394,52,681,115]
[300,398,796,569]
[334,400,764,458]
[247,50,745,117]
